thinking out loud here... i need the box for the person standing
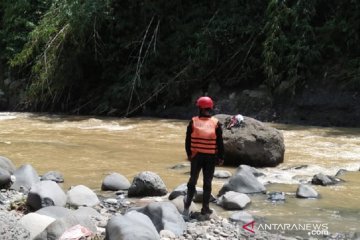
[184,96,224,217]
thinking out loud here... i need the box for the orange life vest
[190,116,218,157]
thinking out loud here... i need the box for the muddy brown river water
[0,112,359,235]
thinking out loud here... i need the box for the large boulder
[66,185,100,208]
[217,191,251,210]
[218,168,266,195]
[36,206,73,219]
[135,202,186,236]
[35,213,97,240]
[128,171,167,197]
[0,212,30,239]
[19,213,56,239]
[101,172,131,191]
[41,171,64,183]
[214,114,285,167]
[105,211,160,240]
[27,181,67,210]
[0,156,16,174]
[311,173,342,186]
[0,168,11,188]
[11,164,40,192]
[170,196,198,214]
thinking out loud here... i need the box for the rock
[135,202,186,236]
[170,196,198,214]
[311,173,342,186]
[35,213,97,240]
[267,192,285,202]
[296,184,319,198]
[26,180,67,210]
[235,165,265,177]
[19,213,56,239]
[214,114,285,167]
[0,168,11,188]
[101,172,131,191]
[41,171,64,183]
[335,169,348,177]
[218,169,266,195]
[170,163,190,170]
[214,170,232,179]
[105,211,160,240]
[74,207,102,219]
[0,212,30,240]
[10,164,40,192]
[193,188,216,203]
[66,185,100,208]
[229,211,254,223]
[128,171,167,197]
[160,229,176,239]
[36,206,73,219]
[0,156,16,174]
[217,191,251,210]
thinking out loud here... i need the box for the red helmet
[196,96,214,109]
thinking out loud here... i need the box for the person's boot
[201,205,213,215]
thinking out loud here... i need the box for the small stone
[213,228,220,234]
[104,198,118,204]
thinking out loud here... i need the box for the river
[0,112,359,235]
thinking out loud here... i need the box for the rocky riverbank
[1,155,360,240]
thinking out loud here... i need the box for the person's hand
[217,158,224,166]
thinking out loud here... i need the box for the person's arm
[185,120,193,159]
[216,122,224,165]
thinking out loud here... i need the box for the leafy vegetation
[1,0,359,115]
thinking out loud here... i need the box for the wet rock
[0,168,11,188]
[105,211,160,240]
[229,211,254,223]
[135,202,186,236]
[171,163,190,170]
[101,172,131,191]
[41,171,64,183]
[335,169,348,177]
[35,212,97,240]
[235,165,265,177]
[128,171,167,197]
[218,169,266,195]
[215,114,285,167]
[0,156,16,174]
[19,213,56,239]
[36,206,73,219]
[214,170,232,179]
[311,173,342,186]
[217,191,251,210]
[296,184,319,198]
[67,185,100,208]
[267,192,285,202]
[11,164,40,192]
[0,212,30,240]
[27,180,67,210]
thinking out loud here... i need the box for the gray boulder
[128,171,167,197]
[135,202,186,236]
[0,156,16,174]
[101,172,131,191]
[66,185,100,208]
[36,206,73,219]
[11,164,40,192]
[215,114,285,167]
[0,212,30,240]
[214,170,232,179]
[0,167,11,188]
[41,171,64,183]
[27,180,67,210]
[35,213,97,240]
[105,211,160,240]
[217,191,251,210]
[296,184,319,198]
[311,173,342,186]
[229,211,254,223]
[218,169,266,195]
[19,213,56,239]
[235,165,265,177]
[74,207,102,219]
[170,196,198,214]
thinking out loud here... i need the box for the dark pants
[185,153,216,210]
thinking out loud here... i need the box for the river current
[0,112,359,234]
